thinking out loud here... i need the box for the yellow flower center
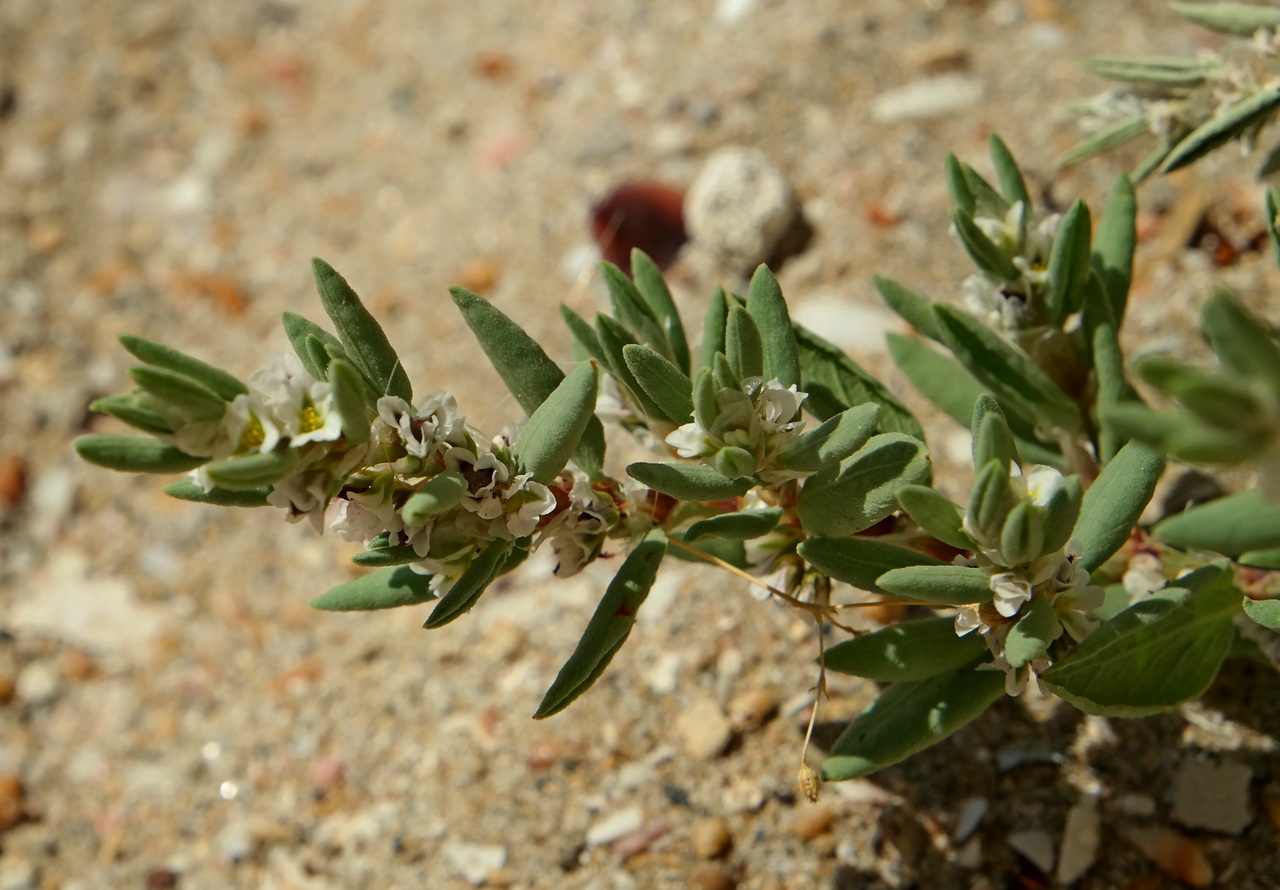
[239,416,266,451]
[299,405,323,434]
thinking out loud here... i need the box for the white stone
[686,146,799,269]
[870,74,984,123]
[1009,829,1055,875]
[586,806,645,846]
[953,796,988,842]
[1171,759,1254,834]
[443,842,507,885]
[1056,796,1100,884]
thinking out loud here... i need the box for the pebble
[727,688,776,733]
[688,864,737,890]
[585,806,645,846]
[1125,826,1213,887]
[1056,797,1100,884]
[0,858,38,890]
[589,181,687,273]
[790,804,834,840]
[15,659,61,707]
[720,777,766,814]
[691,817,732,859]
[676,699,733,761]
[443,842,507,886]
[953,796,988,843]
[685,146,800,270]
[1008,829,1056,875]
[0,774,24,831]
[1113,793,1156,816]
[1170,759,1253,834]
[611,818,669,859]
[869,74,983,122]
[0,454,25,507]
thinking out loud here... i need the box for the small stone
[1056,797,1100,884]
[143,869,180,889]
[589,181,687,273]
[0,676,13,705]
[0,858,38,890]
[791,804,835,840]
[688,863,737,890]
[811,832,839,857]
[1170,759,1253,834]
[727,688,776,733]
[721,777,766,814]
[0,774,24,831]
[1126,826,1213,887]
[15,659,61,707]
[953,797,988,843]
[1113,793,1156,816]
[691,817,732,859]
[456,258,499,294]
[869,74,983,122]
[443,842,507,886]
[0,454,25,507]
[676,699,733,761]
[586,806,645,846]
[685,146,800,270]
[1008,829,1055,875]
[611,818,669,859]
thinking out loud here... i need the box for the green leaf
[1092,175,1137,323]
[821,668,1005,780]
[725,305,764,383]
[960,162,1009,220]
[1057,114,1151,169]
[1137,356,1267,431]
[203,450,302,490]
[1242,597,1280,631]
[452,286,606,478]
[119,334,247,401]
[631,250,690,374]
[128,366,227,420]
[1240,549,1280,570]
[745,264,801,387]
[1163,87,1280,174]
[1170,1,1280,37]
[873,276,942,342]
[691,367,718,430]
[559,305,608,366]
[327,358,375,443]
[952,210,1020,282]
[794,325,924,440]
[163,478,271,506]
[75,434,206,474]
[1041,475,1084,555]
[796,433,931,537]
[825,617,987,681]
[876,564,992,606]
[310,565,436,611]
[798,536,948,596]
[987,133,1031,210]
[896,484,973,551]
[423,540,514,628]
[627,461,752,501]
[779,403,880,474]
[1040,564,1241,716]
[601,261,670,360]
[1268,186,1280,268]
[1132,141,1176,184]
[1080,55,1219,86]
[1001,500,1046,566]
[352,545,421,567]
[89,394,178,436]
[1202,289,1280,400]
[684,507,783,542]
[971,395,1017,472]
[719,441,769,477]
[596,313,668,422]
[944,152,975,217]
[1072,440,1164,573]
[967,459,1015,542]
[1154,490,1280,557]
[1005,597,1061,668]
[701,287,731,372]
[1046,200,1092,324]
[1082,273,1130,461]
[402,470,469,525]
[282,312,347,382]
[535,530,667,718]
[312,258,412,402]
[516,362,599,485]
[622,344,694,424]
[934,305,1082,432]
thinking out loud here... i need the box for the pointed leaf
[1202,289,1280,400]
[75,434,206,474]
[452,286,606,478]
[1057,114,1150,169]
[128,366,226,420]
[1092,175,1137,323]
[1242,597,1280,631]
[952,210,1021,281]
[310,565,436,611]
[535,530,667,718]
[873,275,942,342]
[90,394,178,435]
[796,433,931,537]
[623,344,694,424]
[876,564,992,606]
[780,403,880,474]
[1080,54,1218,86]
[1046,199,1092,324]
[1163,87,1280,174]
[684,507,783,542]
[1073,440,1164,572]
[821,669,1005,780]
[627,461,752,501]
[972,395,1017,471]
[282,312,346,382]
[631,249,690,374]
[825,617,988,681]
[203,450,302,490]
[1170,1,1280,37]
[423,540,514,628]
[746,264,800,387]
[516,362,598,485]
[312,258,412,402]
[327,358,375,442]
[1040,564,1241,716]
[163,478,270,507]
[596,313,667,422]
[944,152,975,217]
[1004,596,1061,668]
[988,133,1031,210]
[402,470,470,525]
[701,287,731,372]
[1240,549,1280,570]
[352,545,421,567]
[725,305,764,382]
[1154,490,1280,557]
[559,305,608,366]
[896,484,973,550]
[798,536,948,596]
[119,334,247,401]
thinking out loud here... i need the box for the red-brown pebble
[688,863,737,890]
[589,181,686,274]
[791,804,834,840]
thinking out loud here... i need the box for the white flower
[267,471,335,533]
[990,572,1032,617]
[954,606,984,637]
[666,421,710,459]
[375,390,467,459]
[753,378,807,433]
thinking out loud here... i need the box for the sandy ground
[3,1,1280,888]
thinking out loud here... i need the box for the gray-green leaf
[310,565,436,611]
[825,617,987,681]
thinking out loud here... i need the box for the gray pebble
[685,147,799,270]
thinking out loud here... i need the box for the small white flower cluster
[665,376,810,485]
[170,352,646,594]
[954,464,1104,695]
[960,202,1062,335]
